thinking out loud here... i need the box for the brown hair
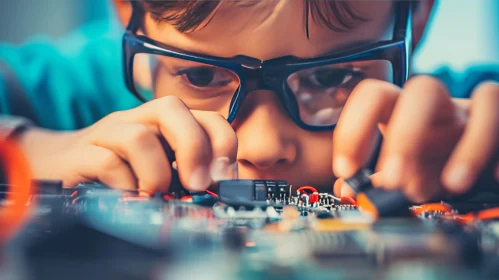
[138,0,371,36]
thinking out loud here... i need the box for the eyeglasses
[123,1,412,131]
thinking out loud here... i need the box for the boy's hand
[333,76,499,202]
[18,96,237,192]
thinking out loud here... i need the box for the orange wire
[163,194,174,201]
[455,212,476,224]
[71,197,80,204]
[419,206,499,224]
[411,202,453,216]
[340,196,357,206]
[0,140,33,244]
[477,207,499,221]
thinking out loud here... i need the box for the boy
[0,0,498,203]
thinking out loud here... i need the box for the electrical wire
[205,190,219,198]
[297,186,319,194]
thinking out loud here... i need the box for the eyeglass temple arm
[126,1,143,32]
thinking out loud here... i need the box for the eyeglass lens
[132,54,393,126]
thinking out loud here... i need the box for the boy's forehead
[144,1,395,60]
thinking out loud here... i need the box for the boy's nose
[234,90,298,171]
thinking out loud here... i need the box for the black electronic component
[1,180,63,201]
[252,181,266,201]
[218,180,291,205]
[277,181,289,200]
[219,180,255,202]
[33,180,63,195]
[357,188,413,218]
[344,169,373,193]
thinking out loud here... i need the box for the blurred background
[0,0,498,73]
[0,0,111,43]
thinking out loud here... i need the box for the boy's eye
[176,67,232,88]
[183,67,214,87]
[308,68,354,88]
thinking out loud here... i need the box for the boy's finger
[191,110,239,181]
[191,111,238,160]
[92,123,171,192]
[377,76,461,192]
[126,96,213,191]
[333,177,345,197]
[442,82,499,193]
[333,79,401,178]
[77,145,138,190]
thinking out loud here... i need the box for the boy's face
[117,1,432,192]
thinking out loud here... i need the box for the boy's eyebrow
[319,39,380,57]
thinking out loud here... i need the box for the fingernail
[445,164,474,192]
[189,166,211,191]
[381,156,404,188]
[210,157,237,182]
[333,156,354,177]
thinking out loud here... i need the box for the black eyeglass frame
[123,1,413,131]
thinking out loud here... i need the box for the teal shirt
[0,20,498,130]
[0,20,140,130]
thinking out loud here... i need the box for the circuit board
[2,180,499,280]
